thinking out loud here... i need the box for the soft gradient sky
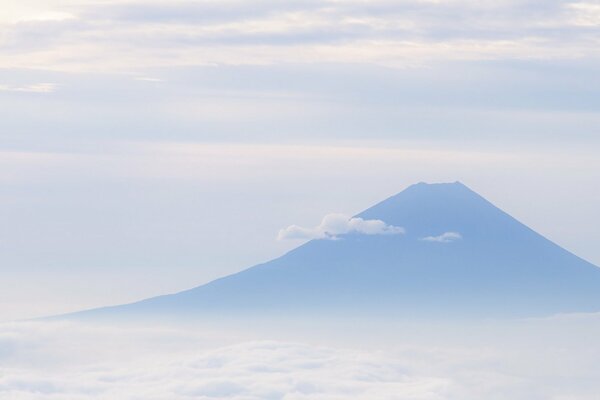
[1,0,599,320]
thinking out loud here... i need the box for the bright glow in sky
[1,0,599,320]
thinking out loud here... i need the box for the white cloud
[0,83,57,93]
[567,2,600,26]
[1,317,600,400]
[278,213,405,240]
[134,77,163,82]
[421,232,462,243]
[0,321,451,400]
[1,0,599,72]
[17,11,77,23]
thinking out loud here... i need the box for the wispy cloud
[278,213,405,240]
[567,2,600,26]
[421,232,463,243]
[0,83,57,93]
[1,1,599,72]
[17,11,77,23]
[134,76,163,82]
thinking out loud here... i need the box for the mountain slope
[71,182,600,319]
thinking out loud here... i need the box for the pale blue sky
[1,0,599,319]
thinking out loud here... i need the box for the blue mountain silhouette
[70,182,600,318]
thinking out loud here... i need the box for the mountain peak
[404,180,471,194]
[357,181,499,239]
[412,180,464,187]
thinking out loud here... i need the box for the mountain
[69,182,600,319]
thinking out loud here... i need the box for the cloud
[421,232,462,243]
[1,317,600,399]
[133,77,163,82]
[278,213,405,240]
[1,0,599,72]
[0,83,57,93]
[0,321,451,400]
[567,2,600,26]
[17,11,77,23]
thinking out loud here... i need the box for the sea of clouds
[1,315,599,399]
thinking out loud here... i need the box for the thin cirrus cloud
[278,213,405,240]
[2,0,600,72]
[0,83,57,93]
[421,232,463,243]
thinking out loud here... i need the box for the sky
[1,0,600,320]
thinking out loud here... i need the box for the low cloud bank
[1,316,600,399]
[0,321,449,400]
[278,213,405,240]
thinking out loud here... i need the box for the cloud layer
[2,317,600,400]
[0,340,446,399]
[278,213,405,240]
[2,0,600,71]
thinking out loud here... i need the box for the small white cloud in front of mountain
[421,232,462,243]
[278,213,405,240]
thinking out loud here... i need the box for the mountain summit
[72,182,600,319]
